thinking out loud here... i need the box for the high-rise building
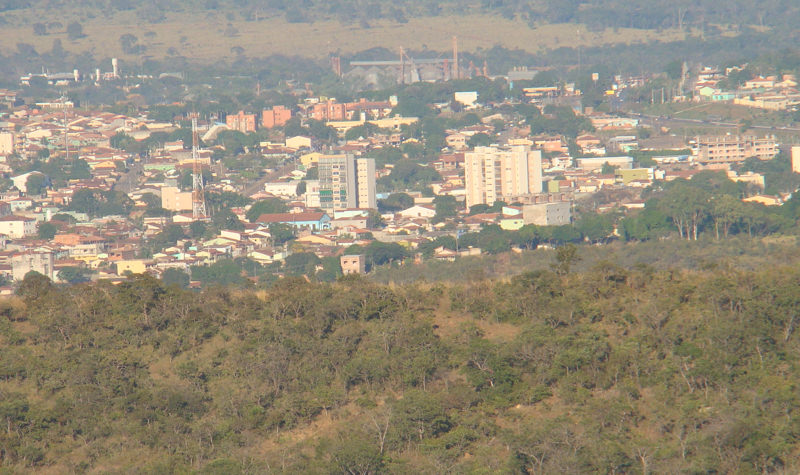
[791,146,800,174]
[464,145,543,208]
[318,155,376,210]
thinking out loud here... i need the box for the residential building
[522,202,571,226]
[574,156,634,172]
[11,250,54,281]
[11,171,45,194]
[0,132,14,155]
[286,136,312,150]
[694,135,778,164]
[161,186,193,212]
[454,91,478,107]
[340,254,366,274]
[318,155,376,210]
[0,215,36,238]
[464,145,543,208]
[226,110,257,133]
[792,146,800,173]
[311,100,347,121]
[255,212,331,231]
[263,182,299,197]
[262,106,292,128]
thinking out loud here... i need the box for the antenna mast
[62,93,68,160]
[190,113,207,220]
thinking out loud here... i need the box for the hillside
[3,12,696,63]
[2,258,800,473]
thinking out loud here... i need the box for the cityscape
[4,1,800,473]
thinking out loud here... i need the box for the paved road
[632,112,800,133]
[116,162,143,193]
[241,161,298,197]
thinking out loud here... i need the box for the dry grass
[5,12,698,62]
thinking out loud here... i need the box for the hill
[3,12,696,63]
[2,259,800,473]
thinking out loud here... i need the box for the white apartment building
[465,145,543,208]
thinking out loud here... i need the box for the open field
[3,12,702,62]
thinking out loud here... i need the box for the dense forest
[2,248,800,473]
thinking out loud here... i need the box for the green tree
[391,389,450,442]
[66,21,85,40]
[37,222,57,240]
[433,195,459,223]
[468,132,493,147]
[247,198,288,222]
[330,432,385,475]
[189,221,207,239]
[284,252,320,276]
[552,244,580,275]
[269,223,295,245]
[57,266,91,284]
[190,259,245,286]
[378,193,414,213]
[25,173,46,195]
[161,268,190,288]
[212,208,245,231]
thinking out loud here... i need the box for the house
[522,202,571,226]
[115,259,151,275]
[454,91,478,107]
[397,205,436,219]
[0,215,36,238]
[340,254,366,274]
[11,250,54,280]
[742,194,782,206]
[286,136,312,150]
[255,212,331,231]
[446,133,468,150]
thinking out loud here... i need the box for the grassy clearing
[5,12,697,62]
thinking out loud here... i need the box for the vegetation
[3,251,800,472]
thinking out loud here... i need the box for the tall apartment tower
[465,145,543,208]
[318,155,376,210]
[792,146,800,174]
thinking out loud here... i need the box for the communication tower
[190,114,207,220]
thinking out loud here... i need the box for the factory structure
[336,37,489,87]
[20,58,121,86]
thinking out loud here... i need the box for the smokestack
[73,69,79,82]
[95,68,101,82]
[112,58,119,78]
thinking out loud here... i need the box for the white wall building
[11,250,54,281]
[465,145,543,208]
[0,215,36,238]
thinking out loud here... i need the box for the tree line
[2,252,800,472]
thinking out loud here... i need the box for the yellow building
[500,218,524,230]
[742,194,782,206]
[115,259,150,275]
[300,152,322,168]
[161,186,193,212]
